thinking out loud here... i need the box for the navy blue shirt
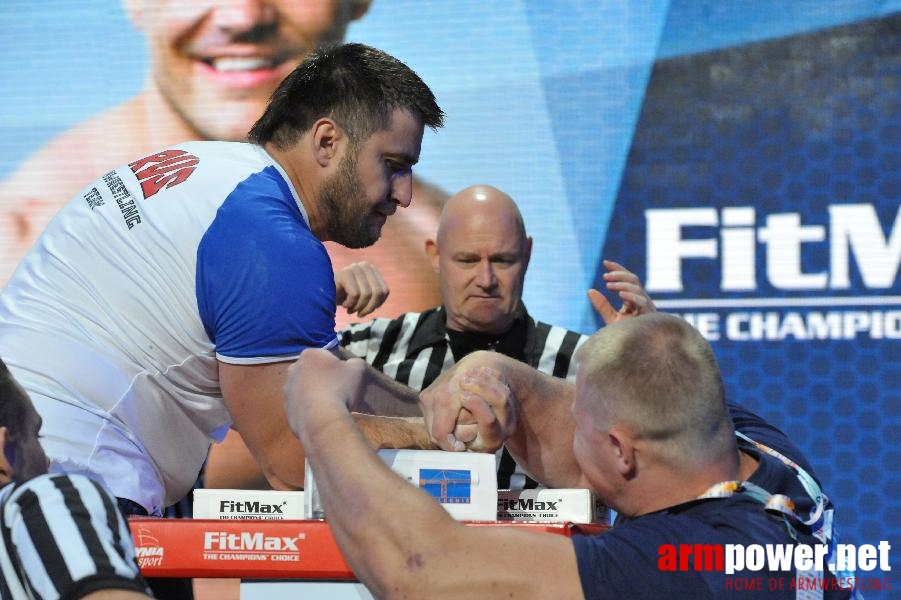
[572,404,850,599]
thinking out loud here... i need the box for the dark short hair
[249,43,444,148]
[0,358,28,434]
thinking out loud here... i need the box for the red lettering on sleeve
[129,149,189,172]
[129,150,200,199]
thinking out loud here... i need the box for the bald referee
[0,358,151,599]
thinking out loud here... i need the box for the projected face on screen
[126,0,370,141]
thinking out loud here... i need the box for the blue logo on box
[419,469,472,504]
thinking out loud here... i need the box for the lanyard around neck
[695,432,829,543]
[686,432,858,593]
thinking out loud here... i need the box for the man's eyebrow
[388,152,419,167]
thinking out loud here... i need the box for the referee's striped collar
[408,304,537,357]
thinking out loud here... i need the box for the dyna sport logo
[644,204,901,342]
[133,528,165,568]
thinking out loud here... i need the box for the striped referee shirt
[341,305,588,488]
[0,473,149,599]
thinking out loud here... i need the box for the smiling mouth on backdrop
[193,53,293,88]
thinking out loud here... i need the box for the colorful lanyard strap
[695,432,829,544]
[693,432,859,594]
[697,479,805,541]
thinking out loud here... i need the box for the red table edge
[129,517,608,579]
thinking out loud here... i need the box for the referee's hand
[335,261,389,317]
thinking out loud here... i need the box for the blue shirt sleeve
[196,167,337,361]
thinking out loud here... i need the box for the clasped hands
[284,349,517,455]
[418,356,518,453]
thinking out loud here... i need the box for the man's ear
[310,118,345,168]
[523,236,533,270]
[425,239,440,273]
[0,427,13,483]
[607,427,637,479]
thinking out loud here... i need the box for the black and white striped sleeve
[340,312,452,391]
[0,473,150,599]
[340,317,396,360]
[531,322,590,381]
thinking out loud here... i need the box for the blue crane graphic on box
[419,469,472,504]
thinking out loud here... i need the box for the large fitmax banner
[598,9,901,584]
[1,0,898,588]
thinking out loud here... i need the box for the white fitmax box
[496,488,609,524]
[305,449,498,522]
[193,488,305,520]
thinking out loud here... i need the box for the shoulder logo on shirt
[83,186,104,210]
[128,149,199,199]
[102,171,142,229]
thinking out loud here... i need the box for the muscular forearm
[353,414,435,449]
[220,357,425,492]
[261,415,435,490]
[336,346,422,417]
[284,351,584,599]
[302,404,583,600]
[300,403,458,597]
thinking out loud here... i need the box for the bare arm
[335,345,423,417]
[207,255,419,490]
[218,357,431,490]
[420,351,588,489]
[284,350,584,600]
[204,428,272,490]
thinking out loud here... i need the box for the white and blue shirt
[0,141,337,514]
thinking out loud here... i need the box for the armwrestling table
[130,517,607,599]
